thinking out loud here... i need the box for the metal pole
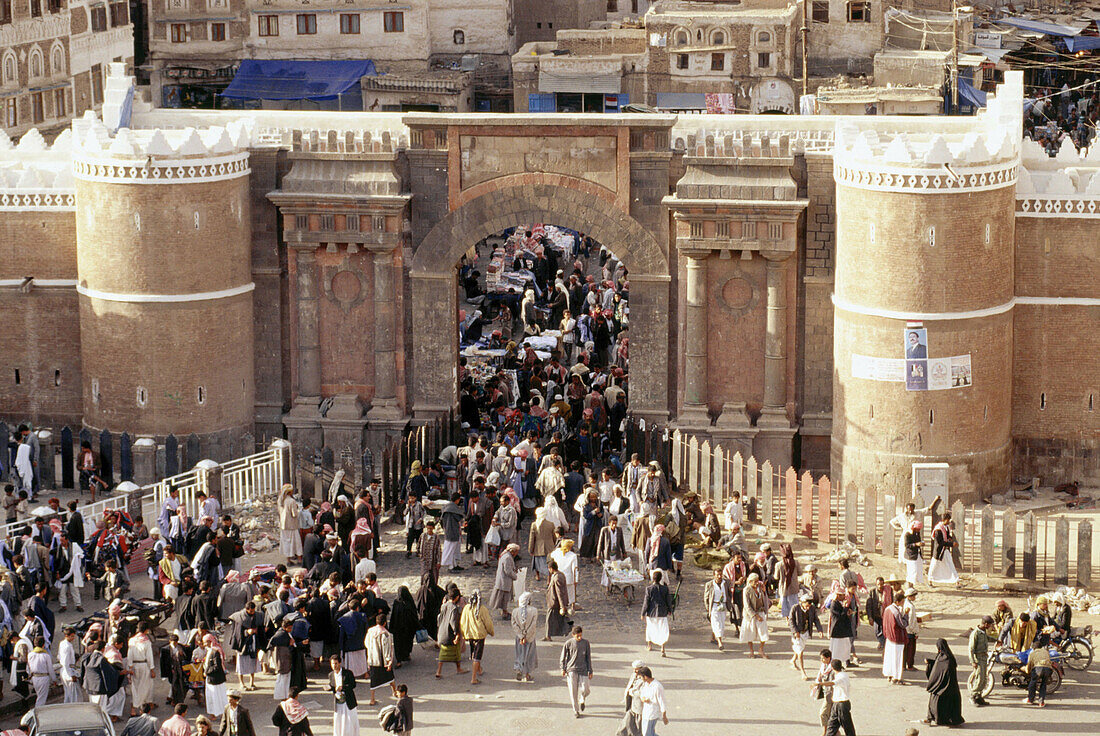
[801,0,809,99]
[951,0,959,112]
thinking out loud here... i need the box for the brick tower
[830,73,1023,503]
[72,113,256,457]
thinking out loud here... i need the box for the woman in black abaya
[390,585,420,664]
[924,638,965,726]
[415,573,446,640]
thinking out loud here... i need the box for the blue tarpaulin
[221,60,377,101]
[1064,35,1100,52]
[958,79,987,108]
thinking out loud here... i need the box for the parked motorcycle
[968,647,1064,699]
[1054,625,1094,671]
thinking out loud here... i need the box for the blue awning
[1064,35,1100,52]
[221,60,376,101]
[993,17,1082,37]
[958,79,987,108]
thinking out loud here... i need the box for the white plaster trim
[832,294,1015,321]
[834,161,1017,193]
[77,282,255,303]
[1016,296,1100,307]
[0,278,77,287]
[0,190,75,211]
[1017,197,1100,217]
[72,152,249,184]
[834,294,1100,320]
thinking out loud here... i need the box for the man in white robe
[59,625,84,702]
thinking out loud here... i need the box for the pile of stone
[233,497,280,555]
[1044,586,1099,614]
[817,541,872,566]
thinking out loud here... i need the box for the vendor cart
[602,562,644,603]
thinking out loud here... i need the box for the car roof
[34,704,109,730]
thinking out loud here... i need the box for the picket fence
[662,425,1096,590]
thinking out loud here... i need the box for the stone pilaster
[755,251,795,467]
[367,248,402,420]
[680,249,710,427]
[285,248,323,451]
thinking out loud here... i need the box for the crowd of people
[1024,81,1100,156]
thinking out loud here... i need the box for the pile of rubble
[1042,586,1100,615]
[816,541,872,567]
[233,496,279,555]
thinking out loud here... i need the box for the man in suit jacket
[906,332,927,359]
[218,690,256,736]
[328,655,358,736]
[595,515,627,564]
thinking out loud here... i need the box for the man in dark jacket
[327,654,358,734]
[80,640,120,708]
[66,501,85,545]
[307,593,335,669]
[218,690,256,736]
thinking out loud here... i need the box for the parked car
[20,703,116,736]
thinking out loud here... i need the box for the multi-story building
[148,0,515,111]
[0,0,131,137]
[513,0,802,113]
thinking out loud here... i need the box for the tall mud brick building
[1,67,1097,503]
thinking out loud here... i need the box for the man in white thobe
[27,639,55,706]
[128,623,157,711]
[57,533,84,611]
[59,626,84,702]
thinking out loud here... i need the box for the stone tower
[72,113,256,456]
[830,73,1023,503]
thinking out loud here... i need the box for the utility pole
[801,0,810,99]
[951,0,959,112]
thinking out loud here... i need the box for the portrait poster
[951,355,972,387]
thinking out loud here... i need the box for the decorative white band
[834,293,1100,320]
[77,282,255,303]
[1016,295,1100,307]
[832,293,1015,321]
[1017,197,1100,218]
[0,278,78,287]
[834,161,1017,193]
[0,190,75,211]
[72,153,249,184]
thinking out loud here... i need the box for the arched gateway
[403,114,677,425]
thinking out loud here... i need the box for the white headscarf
[542,496,568,529]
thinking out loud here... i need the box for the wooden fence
[660,423,1096,591]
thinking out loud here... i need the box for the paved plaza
[4,500,1095,736]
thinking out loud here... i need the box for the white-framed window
[812,0,829,22]
[136,386,148,407]
[53,87,65,117]
[197,386,206,405]
[2,52,15,85]
[453,29,464,45]
[207,0,227,8]
[170,23,187,42]
[210,22,226,41]
[5,97,16,127]
[710,53,724,71]
[676,54,688,70]
[758,31,771,44]
[757,52,771,68]
[29,49,42,78]
[711,29,725,45]
[50,44,64,76]
[675,29,688,46]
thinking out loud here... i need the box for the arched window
[712,30,725,45]
[2,53,16,85]
[758,31,771,44]
[453,29,464,45]
[30,50,42,78]
[675,30,688,46]
[50,45,64,76]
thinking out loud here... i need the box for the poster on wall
[852,351,973,391]
[904,326,928,391]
